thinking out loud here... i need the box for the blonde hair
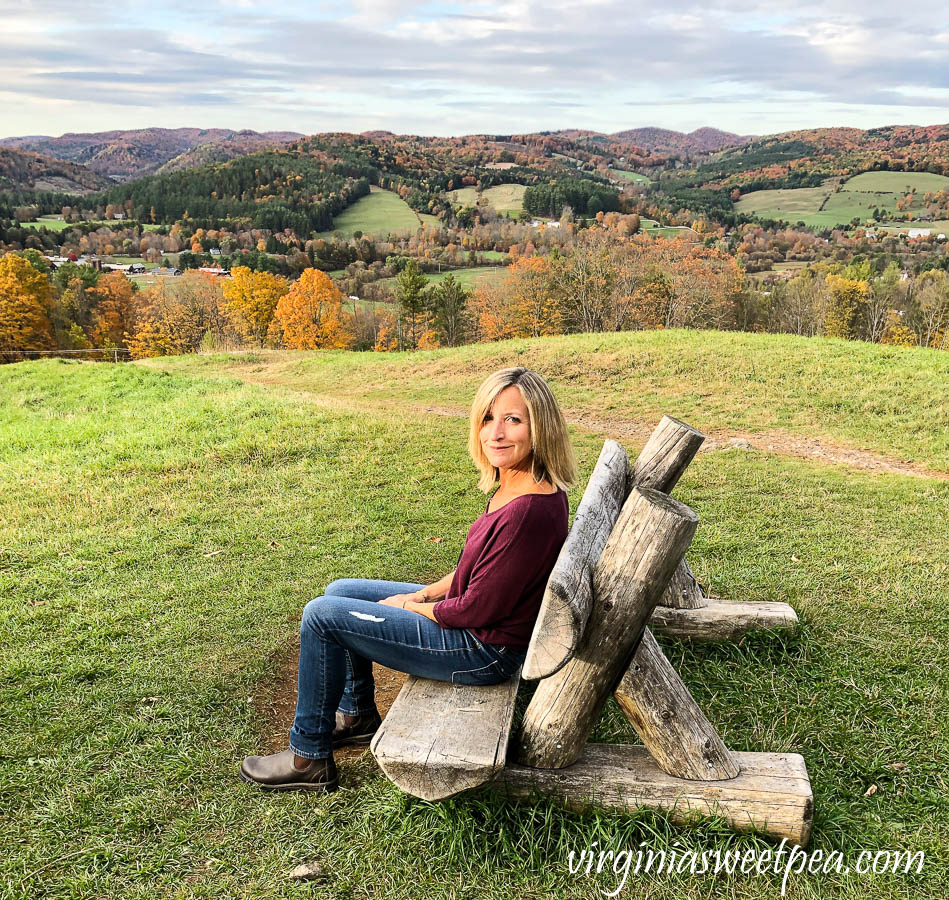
[468,367,577,493]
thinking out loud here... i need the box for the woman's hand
[380,592,426,608]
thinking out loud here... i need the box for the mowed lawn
[2,334,948,899]
[448,184,527,215]
[318,187,440,239]
[734,171,949,229]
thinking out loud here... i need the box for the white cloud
[1,0,947,138]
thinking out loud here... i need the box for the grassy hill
[2,330,947,898]
[447,183,527,215]
[735,171,949,229]
[316,186,440,239]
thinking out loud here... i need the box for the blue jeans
[289,578,527,759]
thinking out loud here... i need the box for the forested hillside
[0,128,302,180]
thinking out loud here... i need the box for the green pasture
[19,218,163,233]
[1,335,946,899]
[448,184,527,214]
[318,188,440,240]
[735,171,949,229]
[149,330,949,474]
[375,265,508,295]
[609,169,652,184]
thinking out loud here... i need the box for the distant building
[908,228,931,239]
[153,267,182,277]
[198,266,230,276]
[113,212,125,220]
[209,247,222,256]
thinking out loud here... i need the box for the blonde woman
[240,367,577,792]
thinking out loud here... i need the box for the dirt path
[300,393,948,481]
[140,359,947,481]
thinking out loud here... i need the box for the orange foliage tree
[126,272,228,359]
[273,268,354,350]
[221,266,288,347]
[0,254,55,360]
[88,272,134,348]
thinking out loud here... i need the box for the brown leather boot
[239,749,338,792]
[331,710,382,748]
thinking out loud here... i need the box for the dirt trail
[139,360,947,481]
[293,392,948,481]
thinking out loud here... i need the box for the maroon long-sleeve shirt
[431,488,569,647]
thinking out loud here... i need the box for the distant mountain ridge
[0,127,303,181]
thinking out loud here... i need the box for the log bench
[371,417,812,845]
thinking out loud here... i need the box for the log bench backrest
[522,439,629,680]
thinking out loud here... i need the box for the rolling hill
[0,146,112,193]
[0,127,303,181]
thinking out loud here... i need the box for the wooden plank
[522,439,628,681]
[370,672,521,801]
[615,629,739,781]
[493,744,813,846]
[517,488,698,769]
[649,601,800,641]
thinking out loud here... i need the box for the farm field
[376,265,508,293]
[317,187,440,239]
[3,330,947,899]
[609,169,652,184]
[447,183,527,214]
[735,172,949,229]
[20,217,162,232]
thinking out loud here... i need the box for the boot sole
[239,768,339,793]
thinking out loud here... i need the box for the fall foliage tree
[273,267,354,350]
[221,266,288,347]
[126,272,228,359]
[0,254,55,360]
[824,274,870,339]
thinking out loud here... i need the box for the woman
[240,366,576,791]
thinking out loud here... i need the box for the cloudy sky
[2,0,948,139]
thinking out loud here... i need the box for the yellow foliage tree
[0,254,54,359]
[221,266,288,347]
[824,274,870,339]
[273,268,354,350]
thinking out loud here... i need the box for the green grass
[375,265,508,294]
[19,218,163,233]
[103,256,158,269]
[317,188,439,239]
[609,169,652,184]
[2,338,947,898]
[152,331,949,475]
[735,172,949,229]
[448,184,527,214]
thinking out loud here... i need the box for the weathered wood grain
[492,744,814,846]
[659,558,707,609]
[649,601,800,641]
[614,629,739,780]
[517,487,698,769]
[522,439,629,681]
[370,672,520,801]
[628,415,705,494]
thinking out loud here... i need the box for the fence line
[1,348,131,363]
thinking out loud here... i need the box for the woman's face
[480,385,532,473]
